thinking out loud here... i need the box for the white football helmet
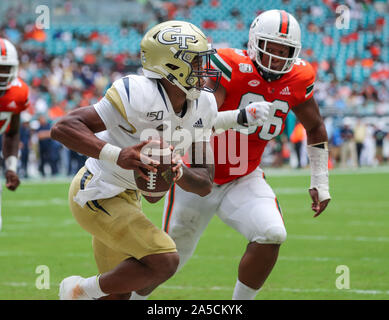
[141,20,221,100]
[0,38,19,91]
[248,10,301,77]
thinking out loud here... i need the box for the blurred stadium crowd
[0,0,388,178]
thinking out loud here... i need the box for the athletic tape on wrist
[5,155,18,172]
[307,143,331,201]
[99,143,122,164]
[238,108,248,125]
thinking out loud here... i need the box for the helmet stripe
[0,39,6,56]
[279,11,289,35]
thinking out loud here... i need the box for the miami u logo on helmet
[157,27,196,49]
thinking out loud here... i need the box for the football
[134,140,174,203]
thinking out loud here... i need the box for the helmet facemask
[253,36,301,75]
[0,63,18,91]
[180,48,221,95]
[247,10,302,81]
[0,38,19,92]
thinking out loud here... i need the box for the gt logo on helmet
[157,27,196,49]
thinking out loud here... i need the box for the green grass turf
[1,168,388,300]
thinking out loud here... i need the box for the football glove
[238,101,272,127]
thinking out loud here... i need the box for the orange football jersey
[210,48,315,184]
[0,78,30,134]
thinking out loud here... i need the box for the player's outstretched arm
[3,113,21,191]
[293,97,331,217]
[173,141,214,197]
[214,101,272,131]
[50,106,159,180]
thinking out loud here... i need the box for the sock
[232,279,261,300]
[130,291,150,300]
[81,275,107,299]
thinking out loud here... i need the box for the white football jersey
[79,74,217,202]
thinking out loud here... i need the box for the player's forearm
[176,165,214,197]
[3,113,21,158]
[306,121,328,145]
[50,114,106,159]
[2,132,20,158]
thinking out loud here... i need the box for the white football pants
[162,167,286,270]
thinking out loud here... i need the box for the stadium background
[0,0,388,300]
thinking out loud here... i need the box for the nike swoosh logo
[119,124,136,135]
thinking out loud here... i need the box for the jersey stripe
[279,11,289,35]
[105,86,127,120]
[163,184,176,233]
[275,197,284,225]
[157,81,169,111]
[305,83,314,98]
[122,76,130,101]
[105,85,137,133]
[210,54,232,82]
[0,39,6,56]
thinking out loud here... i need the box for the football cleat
[59,275,91,300]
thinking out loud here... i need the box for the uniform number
[238,93,289,140]
[0,112,12,134]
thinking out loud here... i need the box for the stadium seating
[0,0,388,116]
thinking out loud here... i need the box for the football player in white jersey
[51,20,222,300]
[52,20,269,300]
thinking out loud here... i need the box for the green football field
[1,167,389,300]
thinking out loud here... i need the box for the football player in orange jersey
[0,38,30,195]
[129,10,333,301]
[0,38,30,229]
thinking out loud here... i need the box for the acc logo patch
[248,79,260,87]
[239,63,253,73]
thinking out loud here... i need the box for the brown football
[134,140,174,203]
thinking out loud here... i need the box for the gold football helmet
[141,20,221,100]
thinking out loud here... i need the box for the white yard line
[1,282,388,296]
[158,284,389,296]
[264,166,389,177]
[11,166,389,185]
[288,234,389,242]
[4,198,68,207]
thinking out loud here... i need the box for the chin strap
[153,65,201,101]
[258,67,282,82]
[307,142,331,202]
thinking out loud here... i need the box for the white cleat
[59,276,91,300]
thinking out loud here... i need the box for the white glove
[240,101,272,127]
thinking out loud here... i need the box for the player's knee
[157,252,179,280]
[264,226,287,244]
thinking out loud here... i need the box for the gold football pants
[68,167,177,274]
